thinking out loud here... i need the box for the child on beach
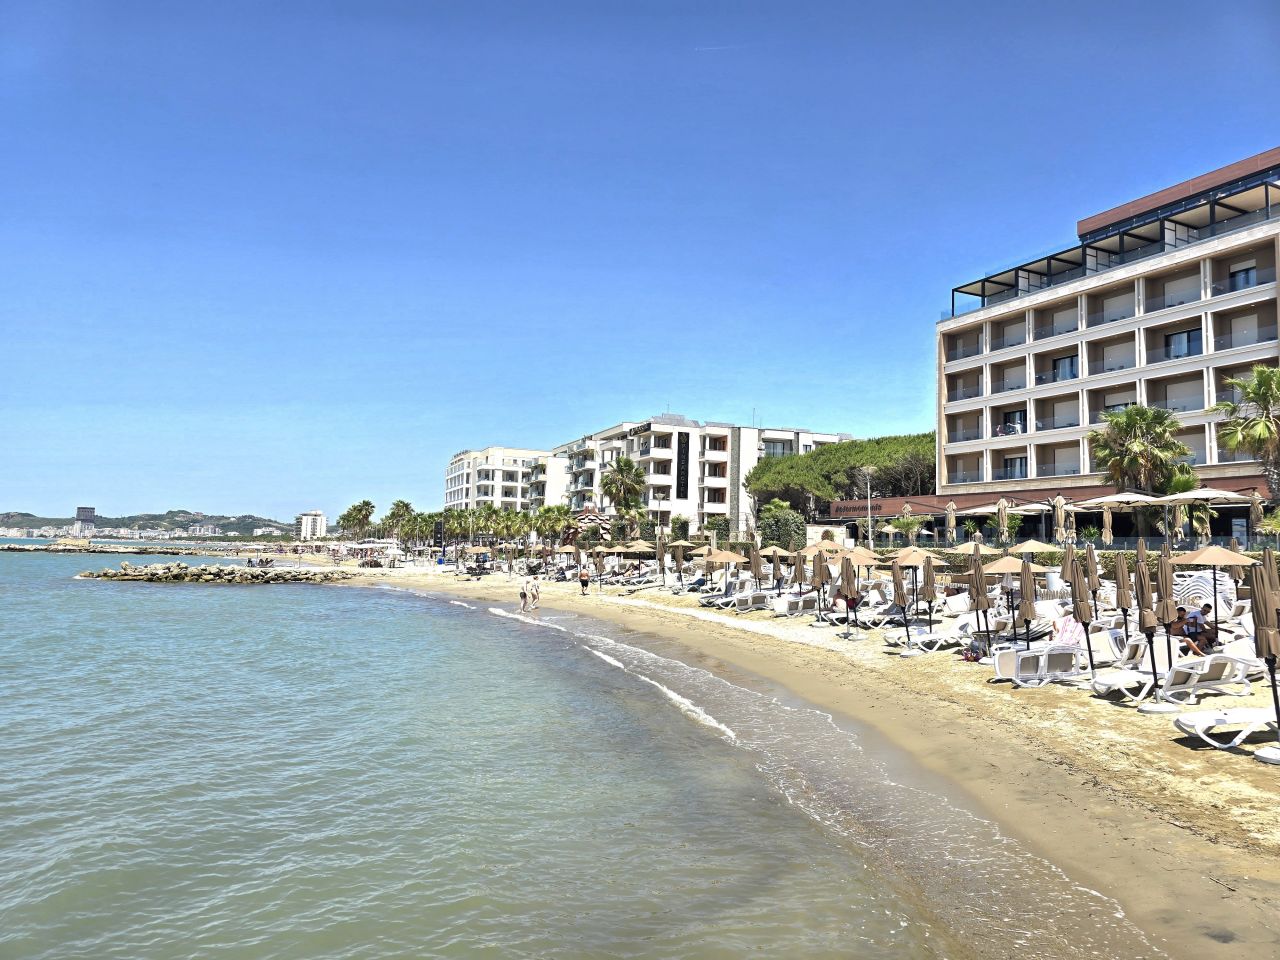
[519,579,531,612]
[529,577,541,610]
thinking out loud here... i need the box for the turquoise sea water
[0,552,1161,959]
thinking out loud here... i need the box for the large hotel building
[936,147,1279,503]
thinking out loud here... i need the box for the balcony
[1086,307,1135,328]
[1034,415,1080,431]
[1217,448,1255,464]
[946,343,983,361]
[1214,326,1278,351]
[950,470,984,484]
[1149,398,1203,413]
[1088,357,1136,375]
[1034,368,1078,386]
[1037,463,1081,477]
[990,333,1026,350]
[990,379,1025,394]
[1034,322,1077,340]
[992,466,1029,481]
[1210,266,1277,298]
[949,426,982,442]
[1146,343,1203,364]
[991,423,1027,438]
[1216,386,1242,405]
[1145,288,1201,312]
[947,384,984,401]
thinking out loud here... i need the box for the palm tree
[1152,464,1215,539]
[382,500,415,541]
[1086,405,1191,493]
[601,456,646,512]
[339,500,376,540]
[1215,364,1280,498]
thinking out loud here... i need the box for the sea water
[0,553,1161,959]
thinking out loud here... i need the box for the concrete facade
[443,446,553,512]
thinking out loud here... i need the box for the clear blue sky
[3,1,1279,521]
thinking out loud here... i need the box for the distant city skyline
[3,1,1279,517]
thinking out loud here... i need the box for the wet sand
[340,565,1280,960]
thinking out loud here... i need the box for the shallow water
[0,554,1162,958]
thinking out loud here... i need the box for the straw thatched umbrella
[1171,544,1257,628]
[945,500,957,545]
[1247,564,1280,764]
[996,497,1009,545]
[890,560,910,643]
[1133,553,1161,693]
[1113,550,1133,650]
[1101,504,1114,546]
[1156,549,1179,664]
[1052,495,1067,543]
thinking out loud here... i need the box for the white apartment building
[294,510,327,540]
[553,414,851,535]
[937,147,1279,501]
[443,446,556,512]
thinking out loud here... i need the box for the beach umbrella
[1059,541,1076,586]
[1247,564,1280,764]
[1076,491,1160,507]
[1250,490,1266,545]
[1133,554,1161,694]
[1156,549,1179,664]
[838,554,861,636]
[749,546,763,589]
[1085,544,1103,622]
[812,552,831,621]
[1070,558,1098,675]
[1113,550,1133,650]
[1172,544,1257,627]
[574,544,583,571]
[968,548,991,639]
[891,560,910,644]
[1265,547,1280,598]
[665,539,697,549]
[655,534,666,584]
[758,544,789,593]
[964,541,1001,557]
[895,546,948,568]
[996,498,1009,545]
[1010,539,1055,555]
[1101,505,1114,546]
[554,543,577,554]
[1052,495,1067,543]
[594,552,606,593]
[1136,536,1148,574]
[845,545,882,568]
[1229,538,1246,583]
[790,550,805,589]
[945,500,957,545]
[1018,557,1038,643]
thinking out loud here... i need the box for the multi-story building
[554,413,851,534]
[294,511,327,540]
[937,147,1279,501]
[443,446,554,512]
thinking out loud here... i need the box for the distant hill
[0,509,292,536]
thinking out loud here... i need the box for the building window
[1052,355,1077,381]
[1002,457,1028,480]
[1164,329,1202,359]
[1229,263,1257,291]
[762,440,791,457]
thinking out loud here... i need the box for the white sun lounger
[1152,654,1257,706]
[1172,709,1280,749]
[993,644,1087,687]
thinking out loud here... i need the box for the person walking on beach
[529,576,541,610]
[579,566,591,595]
[519,578,531,612]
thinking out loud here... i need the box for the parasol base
[1137,701,1182,715]
[1255,745,1280,765]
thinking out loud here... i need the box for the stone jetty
[79,562,355,584]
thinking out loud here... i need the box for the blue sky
[3,1,1279,521]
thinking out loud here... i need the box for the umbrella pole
[1145,630,1160,693]
[1121,608,1130,648]
[1267,655,1280,754]
[1082,620,1097,678]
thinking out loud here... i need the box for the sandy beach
[329,561,1280,960]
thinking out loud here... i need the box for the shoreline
[347,565,1280,960]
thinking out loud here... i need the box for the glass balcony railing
[949,426,982,442]
[1214,327,1278,351]
[1216,387,1242,405]
[991,422,1028,438]
[1037,464,1081,477]
[950,470,984,484]
[1034,368,1078,385]
[1216,448,1255,463]
[992,466,1029,481]
[990,334,1026,350]
[1149,398,1202,413]
[946,343,983,361]
[1146,343,1203,364]
[1210,266,1277,297]
[1145,287,1201,312]
[1035,415,1081,431]
[947,385,983,401]
[1034,322,1078,340]
[1088,358,1136,375]
[990,379,1026,394]
[1086,306,1135,328]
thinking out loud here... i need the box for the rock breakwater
[79,562,355,584]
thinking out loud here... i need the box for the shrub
[671,515,690,540]
[702,515,730,543]
[610,519,628,542]
[759,508,806,551]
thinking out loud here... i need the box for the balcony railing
[949,426,982,442]
[1149,398,1202,413]
[946,343,983,361]
[1146,343,1203,364]
[1214,326,1278,351]
[1086,306,1135,328]
[950,470,984,484]
[1088,357,1136,375]
[1145,287,1201,312]
[1034,368,1078,385]
[1034,322,1078,340]
[1037,463,1081,477]
[947,384,983,401]
[992,466,1029,481]
[990,334,1027,350]
[1216,387,1242,405]
[990,379,1025,394]
[1035,415,1081,431]
[991,423,1027,438]
[1090,405,1135,424]
[1210,266,1277,297]
[1216,448,1255,463]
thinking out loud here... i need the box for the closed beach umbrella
[1071,558,1097,674]
[1053,495,1067,543]
[1133,556,1162,693]
[840,554,859,636]
[1246,565,1280,764]
[921,556,937,630]
[790,550,805,588]
[968,549,991,638]
[1250,490,1266,530]
[1102,505,1114,546]
[1018,557,1038,625]
[1229,538,1245,582]
[891,560,909,643]
[655,534,666,581]
[1136,536,1148,576]
[1265,546,1280,597]
[1156,550,1179,664]
[1114,550,1133,648]
[1059,542,1076,586]
[749,546,762,586]
[1085,544,1102,622]
[996,498,1009,545]
[946,500,957,545]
